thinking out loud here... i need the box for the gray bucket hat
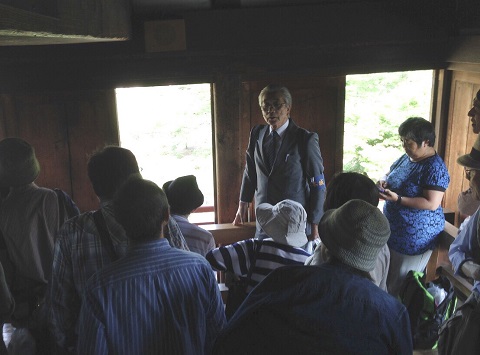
[320,199,390,272]
[0,137,40,187]
[256,199,308,248]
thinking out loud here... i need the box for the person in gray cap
[305,171,390,292]
[0,137,79,354]
[213,199,412,355]
[449,134,480,298]
[163,175,215,257]
[206,199,311,318]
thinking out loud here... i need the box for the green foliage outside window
[344,70,433,180]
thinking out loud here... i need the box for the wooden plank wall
[0,89,119,212]
[443,70,480,225]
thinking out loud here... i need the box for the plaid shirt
[49,200,188,352]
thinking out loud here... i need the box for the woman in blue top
[378,117,450,297]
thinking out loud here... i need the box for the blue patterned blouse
[383,153,450,255]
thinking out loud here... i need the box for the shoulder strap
[246,240,260,282]
[54,188,80,221]
[92,210,118,262]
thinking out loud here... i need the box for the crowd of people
[0,84,478,354]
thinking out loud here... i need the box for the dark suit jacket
[239,119,325,225]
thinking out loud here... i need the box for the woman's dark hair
[324,172,379,211]
[398,117,436,147]
[114,177,169,243]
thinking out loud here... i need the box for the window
[115,84,215,223]
[344,70,434,180]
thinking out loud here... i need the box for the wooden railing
[203,222,256,246]
[426,221,473,301]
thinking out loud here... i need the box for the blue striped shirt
[50,201,189,351]
[206,238,311,291]
[77,238,226,355]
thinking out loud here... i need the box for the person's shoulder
[56,210,96,239]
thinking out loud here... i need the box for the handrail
[202,222,256,246]
[430,221,473,300]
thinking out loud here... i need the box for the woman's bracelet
[396,195,402,205]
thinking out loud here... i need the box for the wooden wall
[0,1,478,220]
[443,70,480,225]
[0,90,119,212]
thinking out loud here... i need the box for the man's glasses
[261,103,287,112]
[464,167,478,180]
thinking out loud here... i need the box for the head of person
[258,84,292,131]
[319,199,390,275]
[468,89,480,134]
[87,146,140,200]
[457,134,480,200]
[324,172,379,211]
[114,177,170,243]
[162,175,204,215]
[398,117,436,161]
[0,137,40,189]
[256,199,308,248]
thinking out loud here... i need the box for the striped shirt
[49,200,188,352]
[77,238,226,355]
[206,238,311,291]
[172,214,215,257]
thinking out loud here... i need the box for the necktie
[264,131,278,170]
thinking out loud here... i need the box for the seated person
[213,199,412,355]
[449,135,480,298]
[206,199,311,292]
[163,175,215,257]
[77,177,226,355]
[305,171,390,291]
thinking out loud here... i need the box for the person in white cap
[206,199,311,318]
[213,199,412,355]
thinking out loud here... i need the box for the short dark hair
[114,177,169,243]
[398,117,436,147]
[87,146,140,199]
[324,172,379,211]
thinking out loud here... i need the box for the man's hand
[308,223,320,241]
[233,202,249,226]
[461,261,480,280]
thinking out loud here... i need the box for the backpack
[398,270,457,350]
[437,294,480,355]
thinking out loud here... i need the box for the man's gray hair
[258,84,292,107]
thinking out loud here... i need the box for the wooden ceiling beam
[0,1,131,46]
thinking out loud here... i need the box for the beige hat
[320,199,390,272]
[457,135,480,170]
[256,199,308,248]
[0,137,40,187]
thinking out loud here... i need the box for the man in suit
[233,84,326,240]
